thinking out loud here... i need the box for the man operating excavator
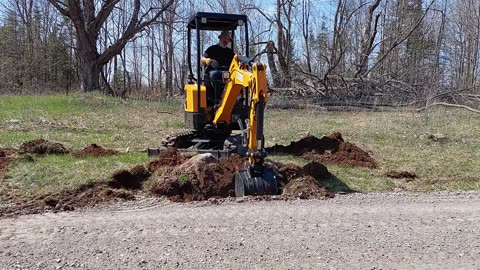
[200,30,235,106]
[201,30,235,71]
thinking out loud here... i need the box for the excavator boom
[212,55,277,196]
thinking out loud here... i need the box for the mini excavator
[149,12,277,197]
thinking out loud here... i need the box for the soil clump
[74,144,119,158]
[19,139,70,155]
[110,165,151,190]
[147,147,186,172]
[386,170,417,180]
[275,161,333,199]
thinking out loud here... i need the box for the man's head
[218,30,232,48]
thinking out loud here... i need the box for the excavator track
[162,130,196,148]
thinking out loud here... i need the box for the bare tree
[47,0,174,92]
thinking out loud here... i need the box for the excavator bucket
[235,166,278,197]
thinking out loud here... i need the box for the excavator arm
[213,55,277,196]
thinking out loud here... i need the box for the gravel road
[1,191,480,270]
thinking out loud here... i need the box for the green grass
[1,93,479,201]
[264,106,480,192]
[2,152,151,199]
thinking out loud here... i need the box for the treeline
[0,0,479,108]
[0,1,75,93]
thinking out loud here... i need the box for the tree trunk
[80,61,100,91]
[266,41,281,87]
[78,47,100,91]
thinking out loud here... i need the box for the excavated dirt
[1,133,375,215]
[19,139,70,155]
[110,165,151,190]
[275,162,333,199]
[0,148,18,178]
[0,183,135,217]
[267,132,377,168]
[149,147,333,202]
[147,147,186,172]
[73,144,119,158]
[151,153,245,202]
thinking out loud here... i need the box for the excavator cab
[184,12,250,131]
[159,12,278,197]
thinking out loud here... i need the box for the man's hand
[206,58,219,69]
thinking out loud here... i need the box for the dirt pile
[110,165,151,189]
[0,148,18,178]
[276,162,332,198]
[267,132,377,168]
[19,139,70,155]
[74,144,119,158]
[0,183,135,217]
[147,147,186,172]
[149,146,333,202]
[151,153,245,202]
[52,183,135,209]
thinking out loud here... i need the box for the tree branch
[416,102,480,114]
[47,0,69,17]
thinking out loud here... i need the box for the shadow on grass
[319,173,357,193]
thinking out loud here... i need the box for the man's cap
[218,30,232,40]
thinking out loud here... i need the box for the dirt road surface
[1,191,480,269]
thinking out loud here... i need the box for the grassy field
[1,93,479,201]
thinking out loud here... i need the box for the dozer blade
[235,166,278,197]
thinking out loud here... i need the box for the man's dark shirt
[204,44,235,71]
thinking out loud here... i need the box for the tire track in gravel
[1,191,480,270]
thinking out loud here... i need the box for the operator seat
[204,68,227,107]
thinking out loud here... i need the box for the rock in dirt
[19,139,70,155]
[73,144,118,158]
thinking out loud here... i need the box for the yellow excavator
[149,12,277,196]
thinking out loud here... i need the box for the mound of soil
[0,148,18,178]
[147,147,186,172]
[283,175,330,199]
[150,150,333,202]
[386,170,417,180]
[55,183,135,209]
[0,183,135,217]
[275,161,332,198]
[74,144,119,158]
[110,165,151,189]
[267,132,377,168]
[151,153,244,202]
[19,139,70,155]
